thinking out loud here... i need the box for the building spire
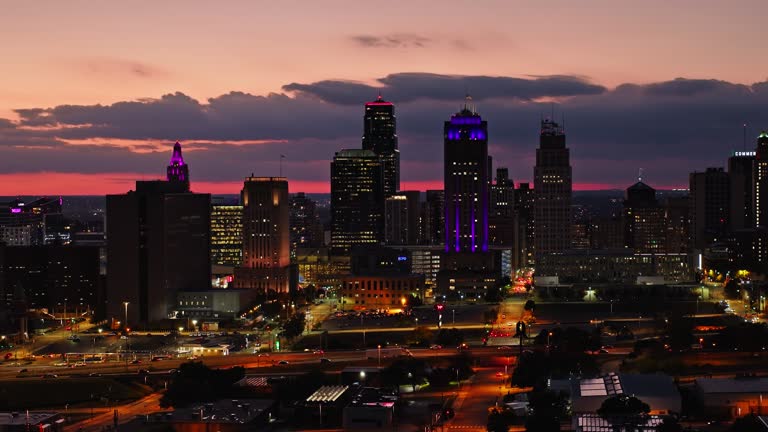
[167,141,190,190]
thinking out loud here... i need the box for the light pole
[377,344,381,367]
[452,309,455,325]
[361,314,366,347]
[123,302,130,330]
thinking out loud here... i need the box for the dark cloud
[350,34,431,48]
[3,75,768,188]
[283,72,607,104]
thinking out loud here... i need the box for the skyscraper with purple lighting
[443,97,490,253]
[167,141,190,191]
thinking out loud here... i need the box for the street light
[377,344,381,367]
[191,320,198,331]
[123,302,130,330]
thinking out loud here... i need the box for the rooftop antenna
[744,123,748,151]
[279,154,286,177]
[638,168,644,183]
[550,102,555,121]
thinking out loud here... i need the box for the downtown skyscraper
[443,99,489,253]
[533,119,572,256]
[362,95,400,197]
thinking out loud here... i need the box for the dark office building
[362,95,400,197]
[533,119,572,257]
[330,149,384,254]
[234,177,291,294]
[289,192,323,252]
[0,244,102,317]
[384,191,420,245]
[729,150,755,231]
[421,190,444,245]
[443,98,490,253]
[106,143,211,326]
[623,181,665,253]
[754,132,768,228]
[690,168,730,251]
[663,196,690,254]
[515,183,535,266]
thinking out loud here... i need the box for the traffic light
[435,303,445,312]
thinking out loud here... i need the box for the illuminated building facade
[210,204,243,267]
[384,191,419,245]
[166,141,190,189]
[234,177,291,294]
[362,95,399,197]
[514,183,535,266]
[421,190,444,245]
[534,119,572,257]
[330,149,384,254]
[0,197,65,245]
[339,274,424,310]
[443,98,490,253]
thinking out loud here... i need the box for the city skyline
[2,1,768,195]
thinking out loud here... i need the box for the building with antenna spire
[362,95,399,197]
[167,141,190,191]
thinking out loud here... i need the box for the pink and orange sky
[1,0,767,195]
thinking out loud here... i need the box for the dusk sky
[2,0,768,195]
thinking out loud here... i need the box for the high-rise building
[443,99,489,253]
[330,149,384,254]
[623,181,665,253]
[571,204,592,250]
[533,119,572,257]
[490,168,514,218]
[234,177,291,294]
[289,192,323,253]
[663,196,690,254]
[689,167,730,250]
[362,95,400,197]
[421,190,444,245]
[166,141,190,190]
[107,144,211,325]
[514,183,535,266]
[0,197,64,245]
[384,191,420,246]
[729,150,755,231]
[210,203,243,267]
[754,132,768,228]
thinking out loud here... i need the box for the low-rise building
[121,399,277,432]
[536,250,693,284]
[339,274,424,310]
[566,373,681,415]
[695,377,768,418]
[0,412,63,432]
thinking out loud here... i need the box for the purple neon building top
[167,141,190,189]
[443,97,490,253]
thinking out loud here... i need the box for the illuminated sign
[734,151,756,157]
[397,256,407,261]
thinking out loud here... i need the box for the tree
[485,286,504,303]
[406,294,423,308]
[525,389,567,432]
[524,300,536,312]
[597,394,650,431]
[487,406,514,432]
[724,280,740,300]
[667,318,694,351]
[435,328,464,347]
[282,312,306,340]
[408,325,433,347]
[483,308,499,324]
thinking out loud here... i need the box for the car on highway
[429,345,443,350]
[495,371,504,378]
[320,358,332,364]
[42,374,57,379]
[313,349,325,354]
[278,360,289,365]
[130,359,142,364]
[497,346,513,350]
[137,369,149,375]
[18,368,28,373]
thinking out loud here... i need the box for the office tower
[384,191,420,246]
[533,119,572,256]
[689,168,730,250]
[0,244,102,316]
[490,168,514,217]
[210,203,243,267]
[289,192,323,253]
[107,175,211,325]
[571,205,591,250]
[663,196,690,254]
[623,181,665,253]
[0,197,64,245]
[330,149,384,254]
[362,95,400,197]
[421,190,444,245]
[166,141,190,190]
[443,98,490,253]
[729,150,755,231]
[234,177,290,294]
[755,132,768,228]
[514,183,535,266]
